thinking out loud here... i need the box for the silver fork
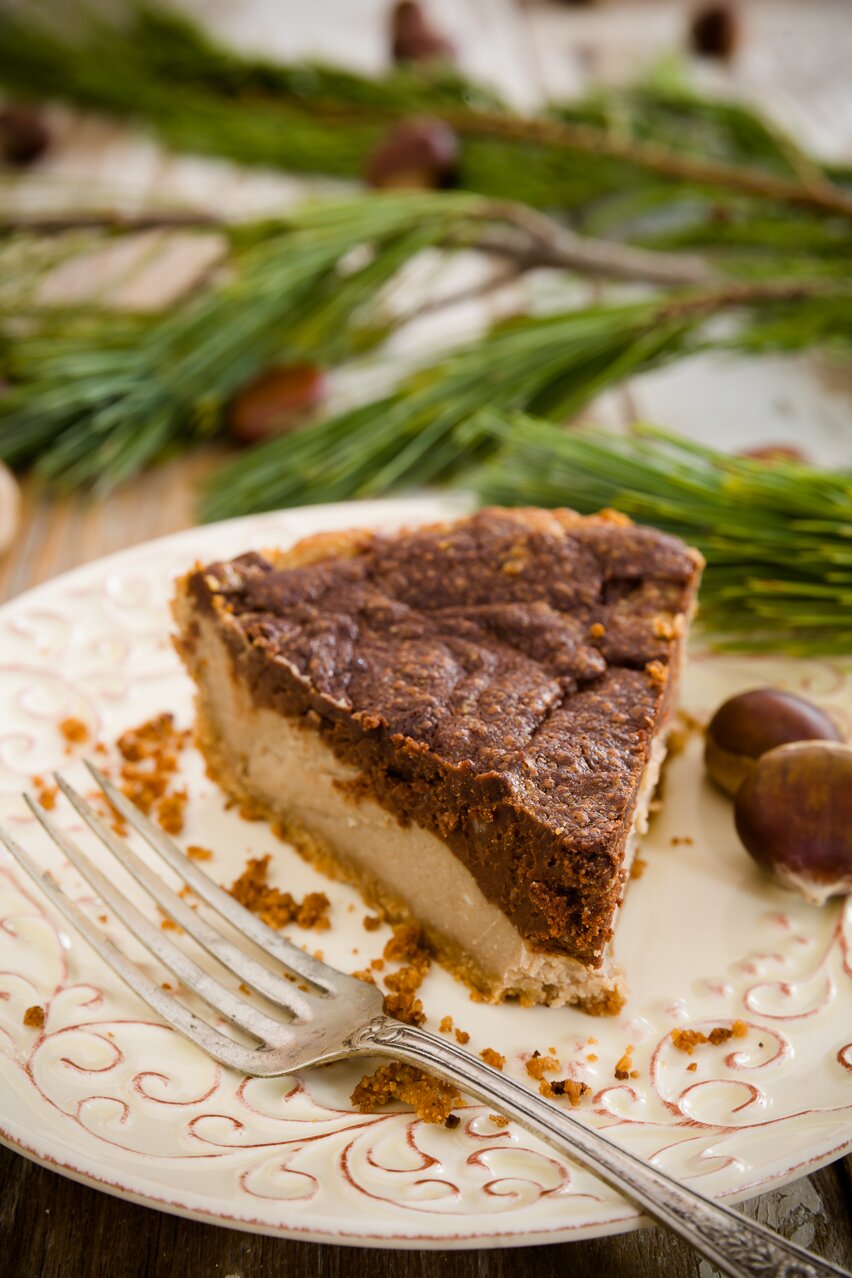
[1,762,847,1278]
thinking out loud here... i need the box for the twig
[0,210,224,234]
[468,202,712,285]
[433,109,852,220]
[392,259,522,326]
[656,278,832,319]
[301,97,852,220]
[1,200,714,288]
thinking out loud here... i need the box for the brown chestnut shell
[704,687,842,798]
[734,741,852,905]
[229,363,327,445]
[365,118,459,191]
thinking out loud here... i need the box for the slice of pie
[173,507,702,1014]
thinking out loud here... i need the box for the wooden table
[1,457,851,1277]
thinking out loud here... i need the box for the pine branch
[0,197,712,287]
[462,201,710,285]
[200,277,848,523]
[0,194,495,487]
[0,191,722,489]
[438,107,852,220]
[469,417,852,655]
[1,198,845,513]
[0,210,225,234]
[2,1,850,232]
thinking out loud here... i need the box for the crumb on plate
[186,844,213,861]
[614,1045,634,1080]
[526,1050,559,1080]
[671,1020,748,1055]
[539,1078,590,1105]
[59,716,89,747]
[351,1061,461,1124]
[630,853,647,880]
[227,854,330,931]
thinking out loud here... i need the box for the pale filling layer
[182,604,668,1007]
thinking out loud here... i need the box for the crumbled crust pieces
[116,712,191,834]
[526,1050,560,1080]
[186,844,213,861]
[380,922,431,1025]
[227,855,330,930]
[59,716,89,746]
[350,1062,462,1124]
[31,777,57,811]
[539,1078,590,1105]
[671,1021,748,1055]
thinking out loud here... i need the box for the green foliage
[200,280,850,524]
[2,2,850,657]
[199,296,701,521]
[0,194,490,488]
[1,0,849,268]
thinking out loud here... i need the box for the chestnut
[365,117,459,190]
[689,4,739,60]
[0,105,51,167]
[390,1,454,65]
[705,688,842,798]
[734,741,852,905]
[228,363,327,445]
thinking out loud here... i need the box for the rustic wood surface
[1,0,851,1271]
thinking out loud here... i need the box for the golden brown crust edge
[180,505,703,585]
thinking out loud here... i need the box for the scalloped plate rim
[2,1115,851,1249]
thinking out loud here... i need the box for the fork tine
[0,821,265,1075]
[23,796,295,1049]
[54,775,316,1022]
[84,760,349,993]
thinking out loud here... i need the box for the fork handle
[354,1016,848,1278]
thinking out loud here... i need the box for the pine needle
[200,279,849,523]
[0,194,494,488]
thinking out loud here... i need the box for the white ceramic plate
[0,496,850,1249]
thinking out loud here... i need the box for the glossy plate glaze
[0,496,849,1248]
